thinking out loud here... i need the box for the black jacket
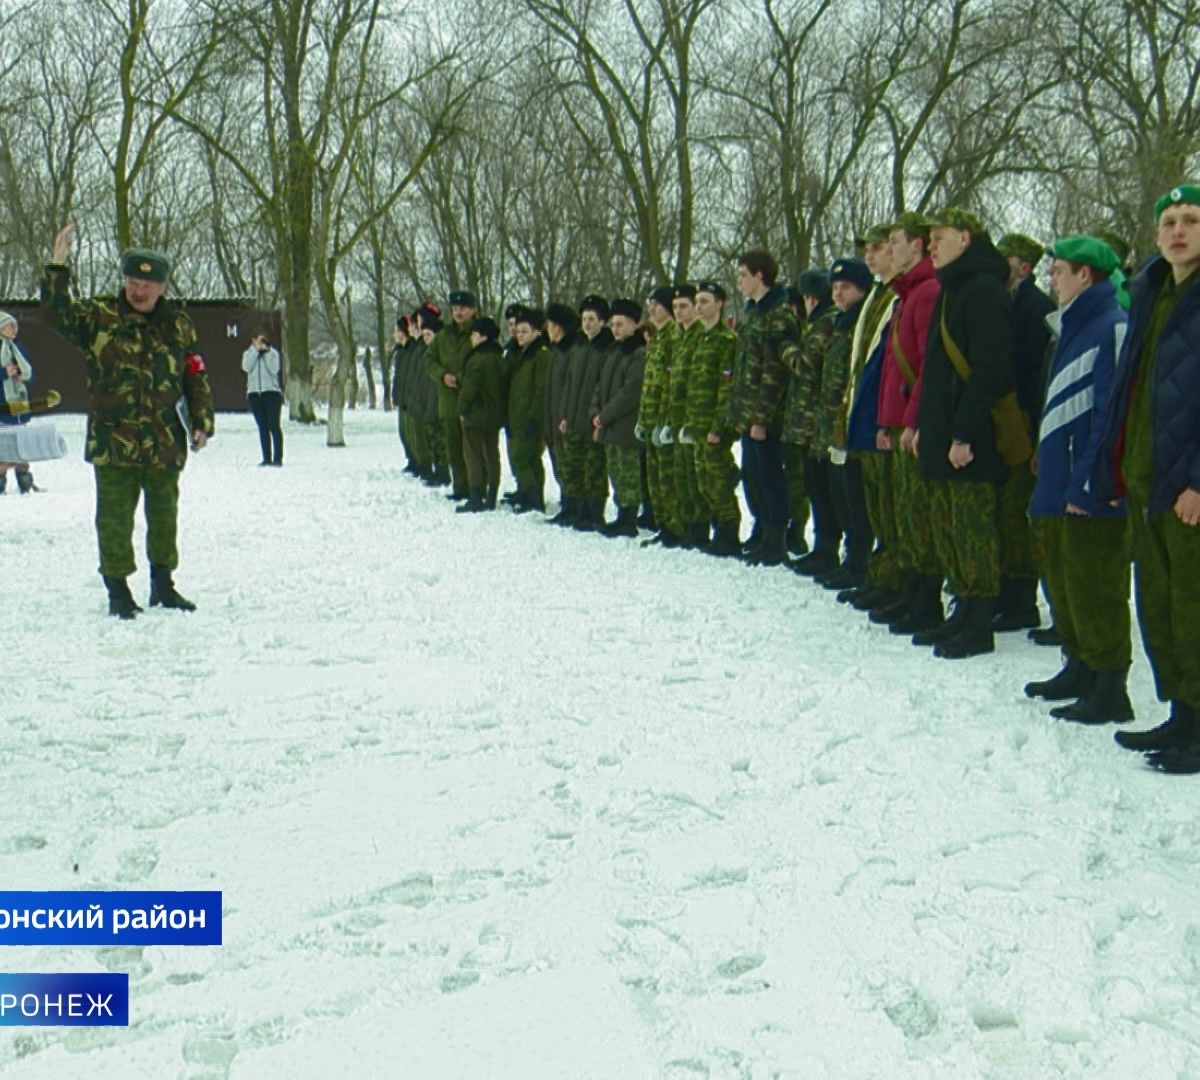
[917,234,1015,483]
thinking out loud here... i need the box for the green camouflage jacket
[637,320,678,432]
[684,320,738,437]
[724,285,799,436]
[813,301,862,455]
[41,263,215,469]
[663,320,702,429]
[781,302,836,448]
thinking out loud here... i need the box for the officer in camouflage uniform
[559,295,614,531]
[593,298,647,537]
[42,225,215,619]
[684,282,741,556]
[637,287,679,546]
[725,250,800,566]
[661,284,707,547]
[425,288,477,500]
[415,308,450,487]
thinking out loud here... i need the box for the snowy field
[2,409,1198,1080]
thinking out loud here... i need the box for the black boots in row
[104,569,196,620]
[1025,657,1134,724]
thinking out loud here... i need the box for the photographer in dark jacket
[242,330,283,467]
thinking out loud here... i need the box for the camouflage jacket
[724,285,799,435]
[41,263,215,469]
[813,300,864,456]
[781,303,836,447]
[663,320,702,429]
[684,320,738,437]
[637,320,678,432]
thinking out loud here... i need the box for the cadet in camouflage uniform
[783,271,841,576]
[813,257,873,589]
[637,287,679,545]
[425,288,477,500]
[506,308,550,512]
[725,250,800,566]
[685,282,741,556]
[994,232,1055,632]
[661,284,707,547]
[917,208,1017,660]
[593,298,647,537]
[415,308,450,487]
[543,304,582,522]
[42,225,215,619]
[559,295,613,530]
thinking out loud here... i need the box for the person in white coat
[242,331,283,466]
[0,311,39,493]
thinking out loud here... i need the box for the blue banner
[0,892,221,946]
[0,974,128,1026]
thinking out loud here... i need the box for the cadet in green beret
[1023,236,1132,724]
[1090,184,1200,771]
[41,225,214,618]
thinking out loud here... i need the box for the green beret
[1051,236,1121,276]
[927,207,985,235]
[863,223,891,245]
[890,211,932,239]
[120,248,171,283]
[996,233,1044,266]
[1153,184,1200,219]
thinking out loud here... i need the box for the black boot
[934,597,995,659]
[600,506,639,538]
[911,592,964,645]
[741,521,763,557]
[573,498,605,532]
[0,473,6,494]
[1028,625,1063,648]
[852,586,903,612]
[1051,667,1135,724]
[992,576,1040,631]
[745,524,788,566]
[785,520,809,557]
[1116,702,1198,753]
[456,487,486,513]
[706,520,742,558]
[104,576,143,620]
[149,567,196,611]
[548,497,579,526]
[484,484,498,510]
[682,522,710,550]
[1024,656,1095,701]
[818,564,866,591]
[871,575,919,624]
[637,504,657,532]
[1146,736,1200,774]
[888,576,944,635]
[788,546,839,577]
[15,469,37,494]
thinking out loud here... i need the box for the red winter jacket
[877,257,939,429]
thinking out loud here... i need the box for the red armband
[187,353,206,373]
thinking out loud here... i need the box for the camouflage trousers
[508,434,545,498]
[561,433,608,499]
[94,464,181,578]
[862,450,904,590]
[997,463,1039,577]
[402,412,430,468]
[783,442,811,533]
[426,419,446,467]
[693,440,740,525]
[606,445,642,510]
[892,441,940,578]
[673,435,705,527]
[929,479,1001,598]
[1034,515,1131,672]
[1130,501,1200,707]
[647,444,678,533]
[442,416,468,496]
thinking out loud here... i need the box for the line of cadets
[389,184,1200,776]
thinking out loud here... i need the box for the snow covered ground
[2,410,1198,1080]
